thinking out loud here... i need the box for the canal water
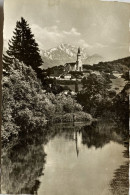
[1,121,129,195]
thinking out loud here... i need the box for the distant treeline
[83,57,130,73]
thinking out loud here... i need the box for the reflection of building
[75,131,79,157]
[74,131,82,157]
[65,47,83,72]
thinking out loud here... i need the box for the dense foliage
[2,60,47,142]
[77,73,112,116]
[2,60,91,142]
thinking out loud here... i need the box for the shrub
[52,112,92,123]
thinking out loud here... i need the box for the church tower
[76,47,83,71]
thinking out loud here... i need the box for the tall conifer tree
[3,17,43,71]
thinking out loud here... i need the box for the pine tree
[3,17,43,72]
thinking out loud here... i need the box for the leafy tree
[77,74,111,116]
[122,71,129,81]
[3,17,43,72]
[113,82,129,128]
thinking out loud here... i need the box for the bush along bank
[51,112,92,123]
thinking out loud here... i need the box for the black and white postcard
[1,0,130,194]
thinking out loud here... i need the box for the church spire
[78,47,80,54]
[76,47,82,71]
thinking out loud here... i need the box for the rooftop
[65,62,76,66]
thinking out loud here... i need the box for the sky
[3,0,130,60]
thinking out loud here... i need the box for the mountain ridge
[40,43,105,69]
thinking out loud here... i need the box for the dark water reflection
[1,121,129,195]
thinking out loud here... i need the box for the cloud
[31,24,81,49]
[31,24,62,39]
[78,39,108,49]
[95,43,108,48]
[91,23,97,26]
[78,39,92,48]
[56,20,60,24]
[63,28,81,36]
[31,24,64,49]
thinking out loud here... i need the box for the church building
[65,47,83,72]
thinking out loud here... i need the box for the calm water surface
[2,121,128,195]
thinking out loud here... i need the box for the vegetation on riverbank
[52,112,92,123]
[2,60,92,143]
[77,71,129,126]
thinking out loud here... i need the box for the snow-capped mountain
[40,43,104,69]
[42,43,88,60]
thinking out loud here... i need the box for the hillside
[83,56,130,73]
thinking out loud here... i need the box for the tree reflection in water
[1,120,128,194]
[81,120,126,148]
[1,129,47,194]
